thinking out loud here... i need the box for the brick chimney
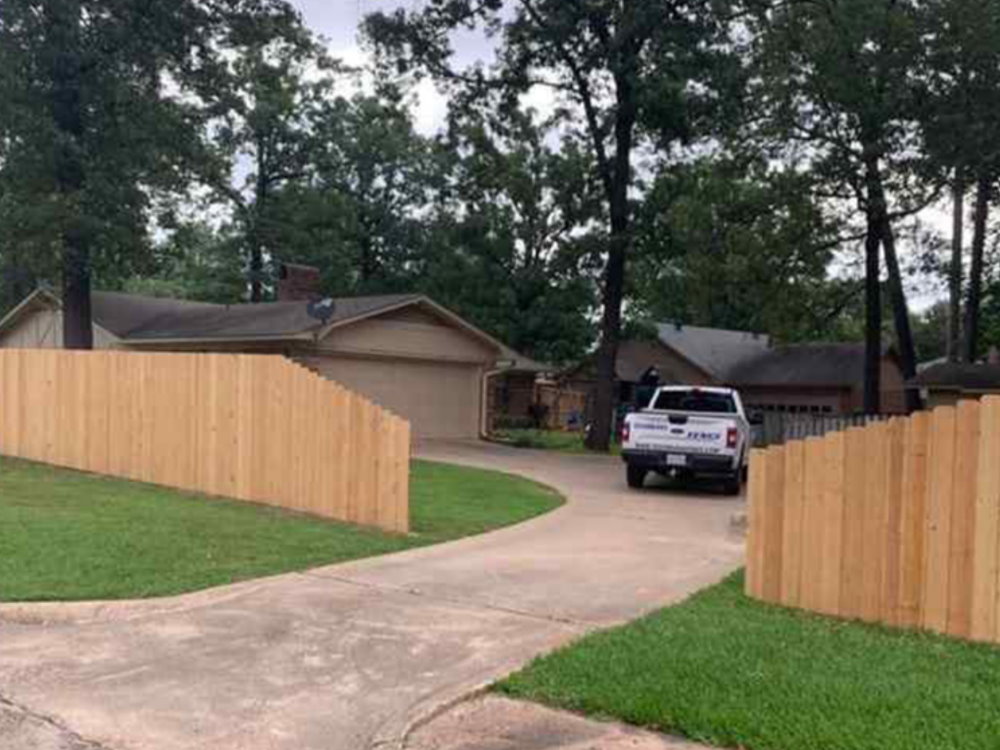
[276,263,321,302]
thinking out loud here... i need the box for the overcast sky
[289,0,949,311]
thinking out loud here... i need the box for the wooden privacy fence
[0,349,410,533]
[746,397,1000,643]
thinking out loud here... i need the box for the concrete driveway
[0,441,745,750]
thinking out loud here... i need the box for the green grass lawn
[498,572,1000,750]
[491,428,620,455]
[0,456,562,602]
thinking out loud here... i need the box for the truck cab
[620,386,750,495]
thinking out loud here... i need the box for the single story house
[727,342,907,415]
[908,361,1000,408]
[560,324,907,419]
[0,276,535,439]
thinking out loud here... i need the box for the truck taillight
[726,427,738,448]
[621,421,631,443]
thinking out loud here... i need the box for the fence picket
[947,400,981,638]
[818,430,846,615]
[972,398,1000,641]
[761,446,787,603]
[780,441,805,607]
[923,406,957,634]
[799,437,826,611]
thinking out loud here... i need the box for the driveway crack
[298,571,593,630]
[1,693,114,749]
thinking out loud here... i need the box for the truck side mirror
[748,410,764,426]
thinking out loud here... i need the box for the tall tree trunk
[862,156,883,414]
[880,219,921,412]
[948,177,965,361]
[963,175,991,363]
[48,0,92,349]
[863,213,882,414]
[586,61,637,452]
[249,142,268,303]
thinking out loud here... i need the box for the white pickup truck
[620,386,753,495]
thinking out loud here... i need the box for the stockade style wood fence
[0,349,410,533]
[746,397,1000,643]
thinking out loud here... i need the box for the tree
[124,221,245,304]
[365,0,739,449]
[206,19,332,302]
[419,106,598,366]
[750,0,927,411]
[629,157,851,342]
[0,0,301,347]
[920,0,1000,363]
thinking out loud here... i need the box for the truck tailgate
[628,413,735,456]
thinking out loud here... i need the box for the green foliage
[631,158,851,342]
[124,222,246,304]
[0,456,562,601]
[912,301,949,362]
[500,571,1000,750]
[0,0,302,313]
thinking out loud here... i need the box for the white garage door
[301,356,482,439]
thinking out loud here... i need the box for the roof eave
[317,295,504,355]
[123,332,316,346]
[0,288,61,336]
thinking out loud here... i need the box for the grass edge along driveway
[498,571,1000,750]
[0,456,563,602]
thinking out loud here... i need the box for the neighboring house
[486,347,551,429]
[908,361,1000,408]
[656,323,772,382]
[728,343,907,415]
[0,277,531,439]
[560,324,907,420]
[560,338,716,409]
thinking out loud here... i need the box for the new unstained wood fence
[746,397,1000,643]
[0,349,410,533]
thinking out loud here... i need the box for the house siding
[0,306,118,350]
[318,307,497,365]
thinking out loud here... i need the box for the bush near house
[0,457,562,601]
[499,572,1000,750]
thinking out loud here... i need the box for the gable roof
[121,293,422,342]
[908,362,1000,391]
[560,338,704,383]
[657,324,771,380]
[0,289,513,357]
[726,343,890,389]
[615,339,694,382]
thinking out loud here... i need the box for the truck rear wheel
[723,473,742,496]
[627,465,647,489]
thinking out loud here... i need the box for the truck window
[653,391,736,414]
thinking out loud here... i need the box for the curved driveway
[0,441,744,750]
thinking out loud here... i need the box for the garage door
[299,356,482,439]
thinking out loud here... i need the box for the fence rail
[746,396,1000,643]
[0,349,410,533]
